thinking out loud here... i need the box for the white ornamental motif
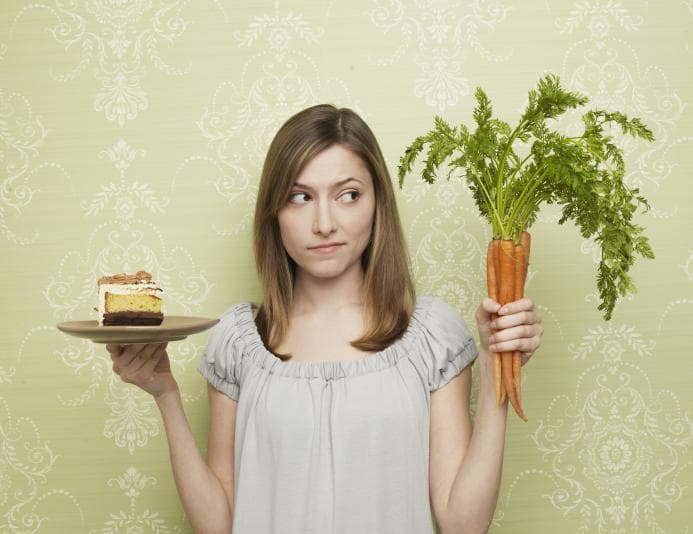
[45,139,209,320]
[44,245,207,453]
[559,40,685,191]
[82,140,169,221]
[0,397,83,532]
[408,204,487,320]
[104,378,161,455]
[44,219,211,319]
[555,2,687,266]
[555,0,643,38]
[35,326,202,455]
[0,89,71,244]
[41,137,208,453]
[500,324,691,533]
[10,1,200,126]
[366,0,513,111]
[90,466,181,533]
[681,250,693,281]
[234,3,324,52]
[178,4,358,236]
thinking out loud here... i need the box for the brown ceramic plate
[56,316,219,344]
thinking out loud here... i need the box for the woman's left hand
[475,297,543,365]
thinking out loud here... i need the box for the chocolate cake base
[102,312,163,326]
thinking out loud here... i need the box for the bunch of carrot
[486,230,531,421]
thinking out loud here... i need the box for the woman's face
[278,144,376,282]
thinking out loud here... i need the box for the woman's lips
[308,243,344,254]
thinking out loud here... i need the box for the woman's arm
[108,343,236,533]
[429,352,508,534]
[429,297,542,534]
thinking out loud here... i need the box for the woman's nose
[312,201,337,235]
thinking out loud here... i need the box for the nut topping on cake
[98,271,153,286]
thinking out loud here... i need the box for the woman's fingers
[124,345,166,384]
[475,298,500,324]
[482,297,502,312]
[488,297,543,355]
[111,343,165,379]
[107,342,175,397]
[110,344,141,373]
[488,334,540,354]
[491,310,541,330]
[106,344,124,357]
[496,297,533,315]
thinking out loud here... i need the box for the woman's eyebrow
[292,177,362,190]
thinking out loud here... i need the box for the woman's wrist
[475,349,510,421]
[476,348,496,391]
[154,381,181,407]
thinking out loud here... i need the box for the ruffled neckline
[234,296,434,380]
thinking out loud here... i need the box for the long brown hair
[253,104,415,358]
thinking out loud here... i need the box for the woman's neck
[291,265,365,316]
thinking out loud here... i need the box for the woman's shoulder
[413,294,466,326]
[410,295,478,391]
[205,301,261,347]
[215,301,257,324]
[411,294,475,352]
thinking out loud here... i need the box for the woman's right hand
[107,342,177,398]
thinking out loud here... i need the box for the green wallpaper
[1,1,691,532]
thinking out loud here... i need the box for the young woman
[108,104,543,534]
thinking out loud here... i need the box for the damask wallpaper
[1,1,691,532]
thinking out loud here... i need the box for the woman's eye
[340,190,360,202]
[288,192,310,204]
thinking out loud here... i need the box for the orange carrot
[494,240,507,405]
[498,240,520,415]
[486,239,502,406]
[498,239,516,306]
[485,239,498,301]
[514,231,532,418]
[520,231,531,278]
[512,239,528,421]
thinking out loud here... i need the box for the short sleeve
[417,296,479,392]
[196,304,247,401]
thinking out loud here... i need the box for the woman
[108,104,543,533]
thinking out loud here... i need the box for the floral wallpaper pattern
[1,0,690,532]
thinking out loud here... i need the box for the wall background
[1,1,691,532]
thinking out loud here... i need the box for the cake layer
[102,311,164,326]
[105,293,161,313]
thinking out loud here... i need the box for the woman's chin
[308,266,344,280]
[300,260,351,280]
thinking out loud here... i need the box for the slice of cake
[97,271,163,326]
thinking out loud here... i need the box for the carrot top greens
[398,74,655,320]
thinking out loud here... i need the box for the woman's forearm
[155,388,233,533]
[443,349,508,533]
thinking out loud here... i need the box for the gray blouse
[197,295,478,534]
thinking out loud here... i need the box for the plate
[56,316,220,344]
